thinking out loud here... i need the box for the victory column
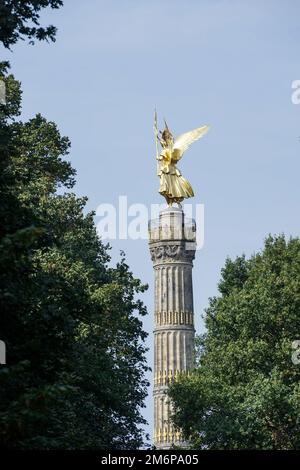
[148,114,209,448]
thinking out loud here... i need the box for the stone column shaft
[149,208,196,449]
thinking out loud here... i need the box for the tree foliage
[0,0,63,48]
[0,64,150,449]
[169,236,300,449]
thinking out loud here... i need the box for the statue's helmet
[161,120,173,146]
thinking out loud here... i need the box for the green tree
[0,68,150,449]
[169,236,300,449]
[0,0,63,48]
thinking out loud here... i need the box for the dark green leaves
[0,69,150,449]
[0,0,63,49]
[169,235,300,449]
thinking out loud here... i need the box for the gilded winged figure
[154,113,210,206]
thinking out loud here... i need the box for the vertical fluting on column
[149,207,196,449]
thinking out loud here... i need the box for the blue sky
[2,0,300,443]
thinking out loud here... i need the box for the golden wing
[172,125,210,162]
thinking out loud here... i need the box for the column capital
[149,240,196,265]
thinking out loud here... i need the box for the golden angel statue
[154,112,210,206]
